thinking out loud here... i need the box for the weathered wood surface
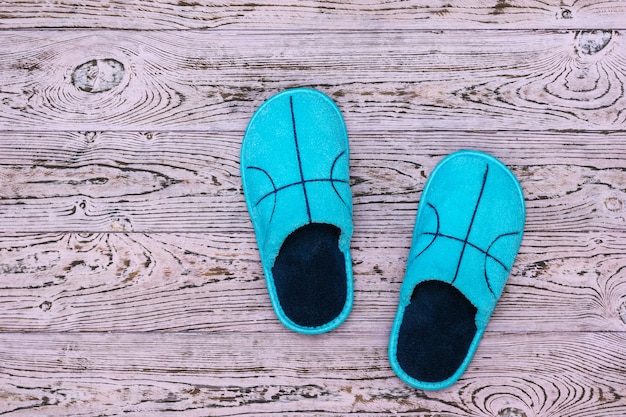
[1,30,626,131]
[1,0,626,30]
[1,332,625,416]
[1,229,626,334]
[1,2,626,416]
[0,131,625,234]
[1,131,626,338]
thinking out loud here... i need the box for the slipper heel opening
[271,223,347,329]
[396,280,477,383]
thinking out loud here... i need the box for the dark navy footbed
[272,223,347,328]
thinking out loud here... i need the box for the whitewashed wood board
[1,0,626,30]
[1,2,626,415]
[1,30,625,131]
[0,331,625,416]
[0,230,625,334]
[0,131,624,233]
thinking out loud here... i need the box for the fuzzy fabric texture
[396,280,477,383]
[389,150,525,390]
[272,223,347,328]
[241,88,353,334]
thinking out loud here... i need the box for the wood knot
[575,30,613,56]
[560,8,572,19]
[39,301,52,311]
[604,197,623,212]
[83,131,99,143]
[72,58,125,93]
[498,407,528,417]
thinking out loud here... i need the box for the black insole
[272,223,347,328]
[396,280,477,382]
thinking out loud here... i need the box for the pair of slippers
[240,88,525,390]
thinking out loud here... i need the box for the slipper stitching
[245,94,350,229]
[247,169,348,212]
[330,150,349,208]
[412,202,440,260]
[419,231,512,271]
[483,231,521,296]
[452,164,490,284]
[411,163,521,297]
[246,166,278,224]
[290,95,313,223]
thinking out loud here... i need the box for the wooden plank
[0,331,624,415]
[1,130,625,233]
[1,1,626,30]
[1,30,626,131]
[0,2,624,416]
[0,230,625,333]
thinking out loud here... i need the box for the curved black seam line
[246,95,349,223]
[452,164,490,284]
[330,150,349,208]
[483,231,520,296]
[412,202,440,261]
[422,231,509,270]
[290,95,312,223]
[246,166,277,224]
[254,177,348,206]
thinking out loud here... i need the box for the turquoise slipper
[241,88,353,334]
[388,150,525,390]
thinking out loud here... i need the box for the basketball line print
[247,95,349,227]
[412,164,521,297]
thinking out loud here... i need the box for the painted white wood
[0,229,625,333]
[0,131,625,234]
[0,332,625,416]
[1,1,626,30]
[0,30,625,131]
[0,2,625,416]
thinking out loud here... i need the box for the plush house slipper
[241,88,353,334]
[388,150,525,390]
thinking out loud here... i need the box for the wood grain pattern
[1,1,626,415]
[0,332,624,416]
[1,131,625,233]
[0,230,625,333]
[2,0,626,30]
[2,30,626,131]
